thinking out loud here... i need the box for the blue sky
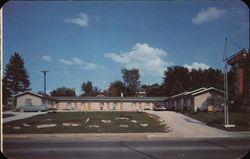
[3,1,249,95]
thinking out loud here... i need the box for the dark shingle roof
[53,96,168,102]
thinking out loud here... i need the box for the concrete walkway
[146,111,246,138]
[3,111,47,123]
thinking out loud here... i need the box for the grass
[3,114,15,118]
[3,106,16,112]
[3,111,167,134]
[183,112,250,131]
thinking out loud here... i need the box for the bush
[196,108,200,112]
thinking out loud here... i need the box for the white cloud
[72,57,83,65]
[42,56,51,61]
[104,43,171,76]
[60,59,73,65]
[192,7,225,25]
[183,62,210,71]
[65,12,89,27]
[60,57,105,70]
[82,62,105,70]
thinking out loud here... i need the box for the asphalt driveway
[146,111,245,138]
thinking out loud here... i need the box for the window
[25,99,32,105]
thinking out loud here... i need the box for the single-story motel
[10,87,224,112]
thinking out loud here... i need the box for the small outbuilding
[15,91,55,108]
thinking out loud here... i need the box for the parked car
[153,102,167,111]
[16,105,49,112]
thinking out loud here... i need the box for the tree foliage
[107,81,126,96]
[122,68,140,96]
[162,66,224,96]
[141,83,163,97]
[50,87,76,97]
[189,68,224,90]
[162,66,190,96]
[3,53,30,104]
[81,81,101,96]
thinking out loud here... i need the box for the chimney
[121,92,124,97]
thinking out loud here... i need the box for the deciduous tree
[50,87,76,97]
[108,81,126,96]
[81,81,101,96]
[122,68,140,96]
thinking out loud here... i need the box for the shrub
[196,108,200,112]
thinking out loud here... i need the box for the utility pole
[223,38,235,128]
[40,70,49,105]
[223,38,229,126]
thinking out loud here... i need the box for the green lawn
[3,112,167,134]
[183,112,250,131]
[3,106,16,112]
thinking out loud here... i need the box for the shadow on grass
[183,118,207,126]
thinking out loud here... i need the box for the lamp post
[40,70,49,105]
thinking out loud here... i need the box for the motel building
[165,87,224,112]
[12,87,224,112]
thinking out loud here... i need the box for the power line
[228,39,245,50]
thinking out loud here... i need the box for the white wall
[194,92,223,111]
[56,101,156,111]
[16,94,43,107]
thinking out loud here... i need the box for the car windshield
[156,103,165,107]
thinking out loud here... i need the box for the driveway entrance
[146,111,243,138]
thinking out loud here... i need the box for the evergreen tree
[3,53,30,97]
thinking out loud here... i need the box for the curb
[3,133,170,140]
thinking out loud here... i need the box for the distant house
[165,87,224,112]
